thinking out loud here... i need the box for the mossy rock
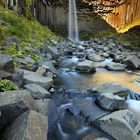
[0,79,18,92]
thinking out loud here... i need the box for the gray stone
[92,83,129,97]
[76,60,96,73]
[87,54,104,62]
[95,110,140,140]
[96,93,126,111]
[4,111,48,140]
[41,61,56,72]
[36,66,46,76]
[11,71,24,87]
[24,84,51,99]
[15,57,27,65]
[105,63,126,71]
[35,99,50,116]
[0,54,14,73]
[44,45,59,60]
[82,132,100,140]
[123,56,140,70]
[113,54,125,62]
[0,90,37,130]
[20,69,53,89]
[0,70,12,79]
[94,138,109,140]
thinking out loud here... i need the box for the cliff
[1,0,140,34]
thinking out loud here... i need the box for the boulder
[96,93,126,111]
[4,111,48,140]
[82,132,101,140]
[105,63,126,71]
[76,60,96,73]
[44,45,59,60]
[0,54,14,73]
[19,69,53,89]
[0,70,12,79]
[123,56,140,70]
[113,54,125,63]
[11,71,24,87]
[0,90,37,130]
[94,138,109,140]
[36,66,46,76]
[24,84,51,99]
[95,110,140,140]
[87,54,104,62]
[92,83,130,97]
[35,99,50,116]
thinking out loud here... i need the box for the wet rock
[82,132,100,140]
[24,84,51,99]
[0,90,37,130]
[72,97,109,121]
[35,99,50,116]
[0,54,15,73]
[15,57,27,66]
[0,70,12,79]
[40,61,56,72]
[76,60,96,73]
[92,83,130,97]
[123,56,140,70]
[20,69,53,89]
[102,53,109,58]
[44,45,59,60]
[95,110,140,140]
[11,71,24,87]
[87,54,104,62]
[36,66,46,76]
[96,93,126,111]
[94,137,109,140]
[4,111,48,140]
[113,54,125,63]
[105,63,126,71]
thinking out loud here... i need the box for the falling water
[68,0,79,42]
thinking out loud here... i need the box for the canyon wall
[1,0,140,34]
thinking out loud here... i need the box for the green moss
[0,79,18,92]
[0,6,59,58]
[30,54,41,61]
[80,31,116,40]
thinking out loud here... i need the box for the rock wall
[1,0,140,33]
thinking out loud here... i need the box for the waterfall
[68,0,79,42]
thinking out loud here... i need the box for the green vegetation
[80,28,140,48]
[0,79,18,92]
[80,31,116,40]
[0,6,59,60]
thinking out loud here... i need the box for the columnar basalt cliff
[1,0,140,33]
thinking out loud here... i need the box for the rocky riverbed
[1,37,140,140]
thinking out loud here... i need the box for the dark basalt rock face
[1,0,140,34]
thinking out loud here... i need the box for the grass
[0,6,60,59]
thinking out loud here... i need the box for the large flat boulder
[76,60,96,73]
[0,54,14,73]
[105,63,126,71]
[19,69,53,89]
[95,110,140,140]
[92,83,130,97]
[123,56,140,70]
[96,93,126,111]
[87,53,104,62]
[24,84,51,99]
[44,45,59,60]
[4,111,48,140]
[0,90,37,130]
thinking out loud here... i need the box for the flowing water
[55,57,140,93]
[68,0,79,42]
